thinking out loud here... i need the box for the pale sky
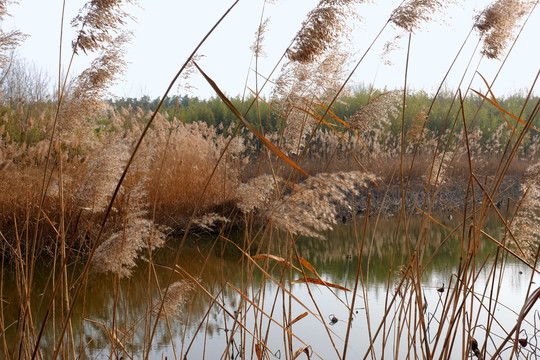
[4,0,540,99]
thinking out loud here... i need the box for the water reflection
[3,213,539,359]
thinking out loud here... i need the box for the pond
[2,212,539,359]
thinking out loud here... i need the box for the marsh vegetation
[0,0,540,359]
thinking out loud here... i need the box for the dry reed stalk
[342,194,369,359]
[177,254,279,359]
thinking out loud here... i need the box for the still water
[3,213,540,359]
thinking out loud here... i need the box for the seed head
[71,0,135,54]
[288,0,363,64]
[390,0,454,33]
[348,90,402,133]
[474,0,531,59]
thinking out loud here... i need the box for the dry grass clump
[474,0,531,59]
[142,119,248,227]
[0,166,45,240]
[0,90,251,258]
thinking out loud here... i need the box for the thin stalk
[343,194,370,359]
[40,3,241,359]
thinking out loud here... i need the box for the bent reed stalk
[0,0,540,359]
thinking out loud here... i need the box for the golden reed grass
[0,0,539,359]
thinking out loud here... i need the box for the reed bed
[1,0,540,359]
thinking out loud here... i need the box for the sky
[3,0,540,100]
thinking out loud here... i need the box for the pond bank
[339,175,523,220]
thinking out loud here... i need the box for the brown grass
[1,0,540,359]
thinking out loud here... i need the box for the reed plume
[406,107,428,146]
[237,174,283,214]
[60,34,130,145]
[267,171,372,238]
[91,169,170,277]
[76,137,132,213]
[424,152,451,187]
[390,0,454,32]
[59,0,133,148]
[71,0,134,54]
[0,1,27,69]
[511,162,540,260]
[193,213,230,232]
[251,18,270,59]
[273,50,350,155]
[161,280,195,319]
[474,0,531,59]
[273,0,354,157]
[288,0,361,64]
[348,90,401,133]
[92,217,169,277]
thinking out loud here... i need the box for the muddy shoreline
[340,176,523,220]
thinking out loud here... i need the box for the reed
[0,0,540,359]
